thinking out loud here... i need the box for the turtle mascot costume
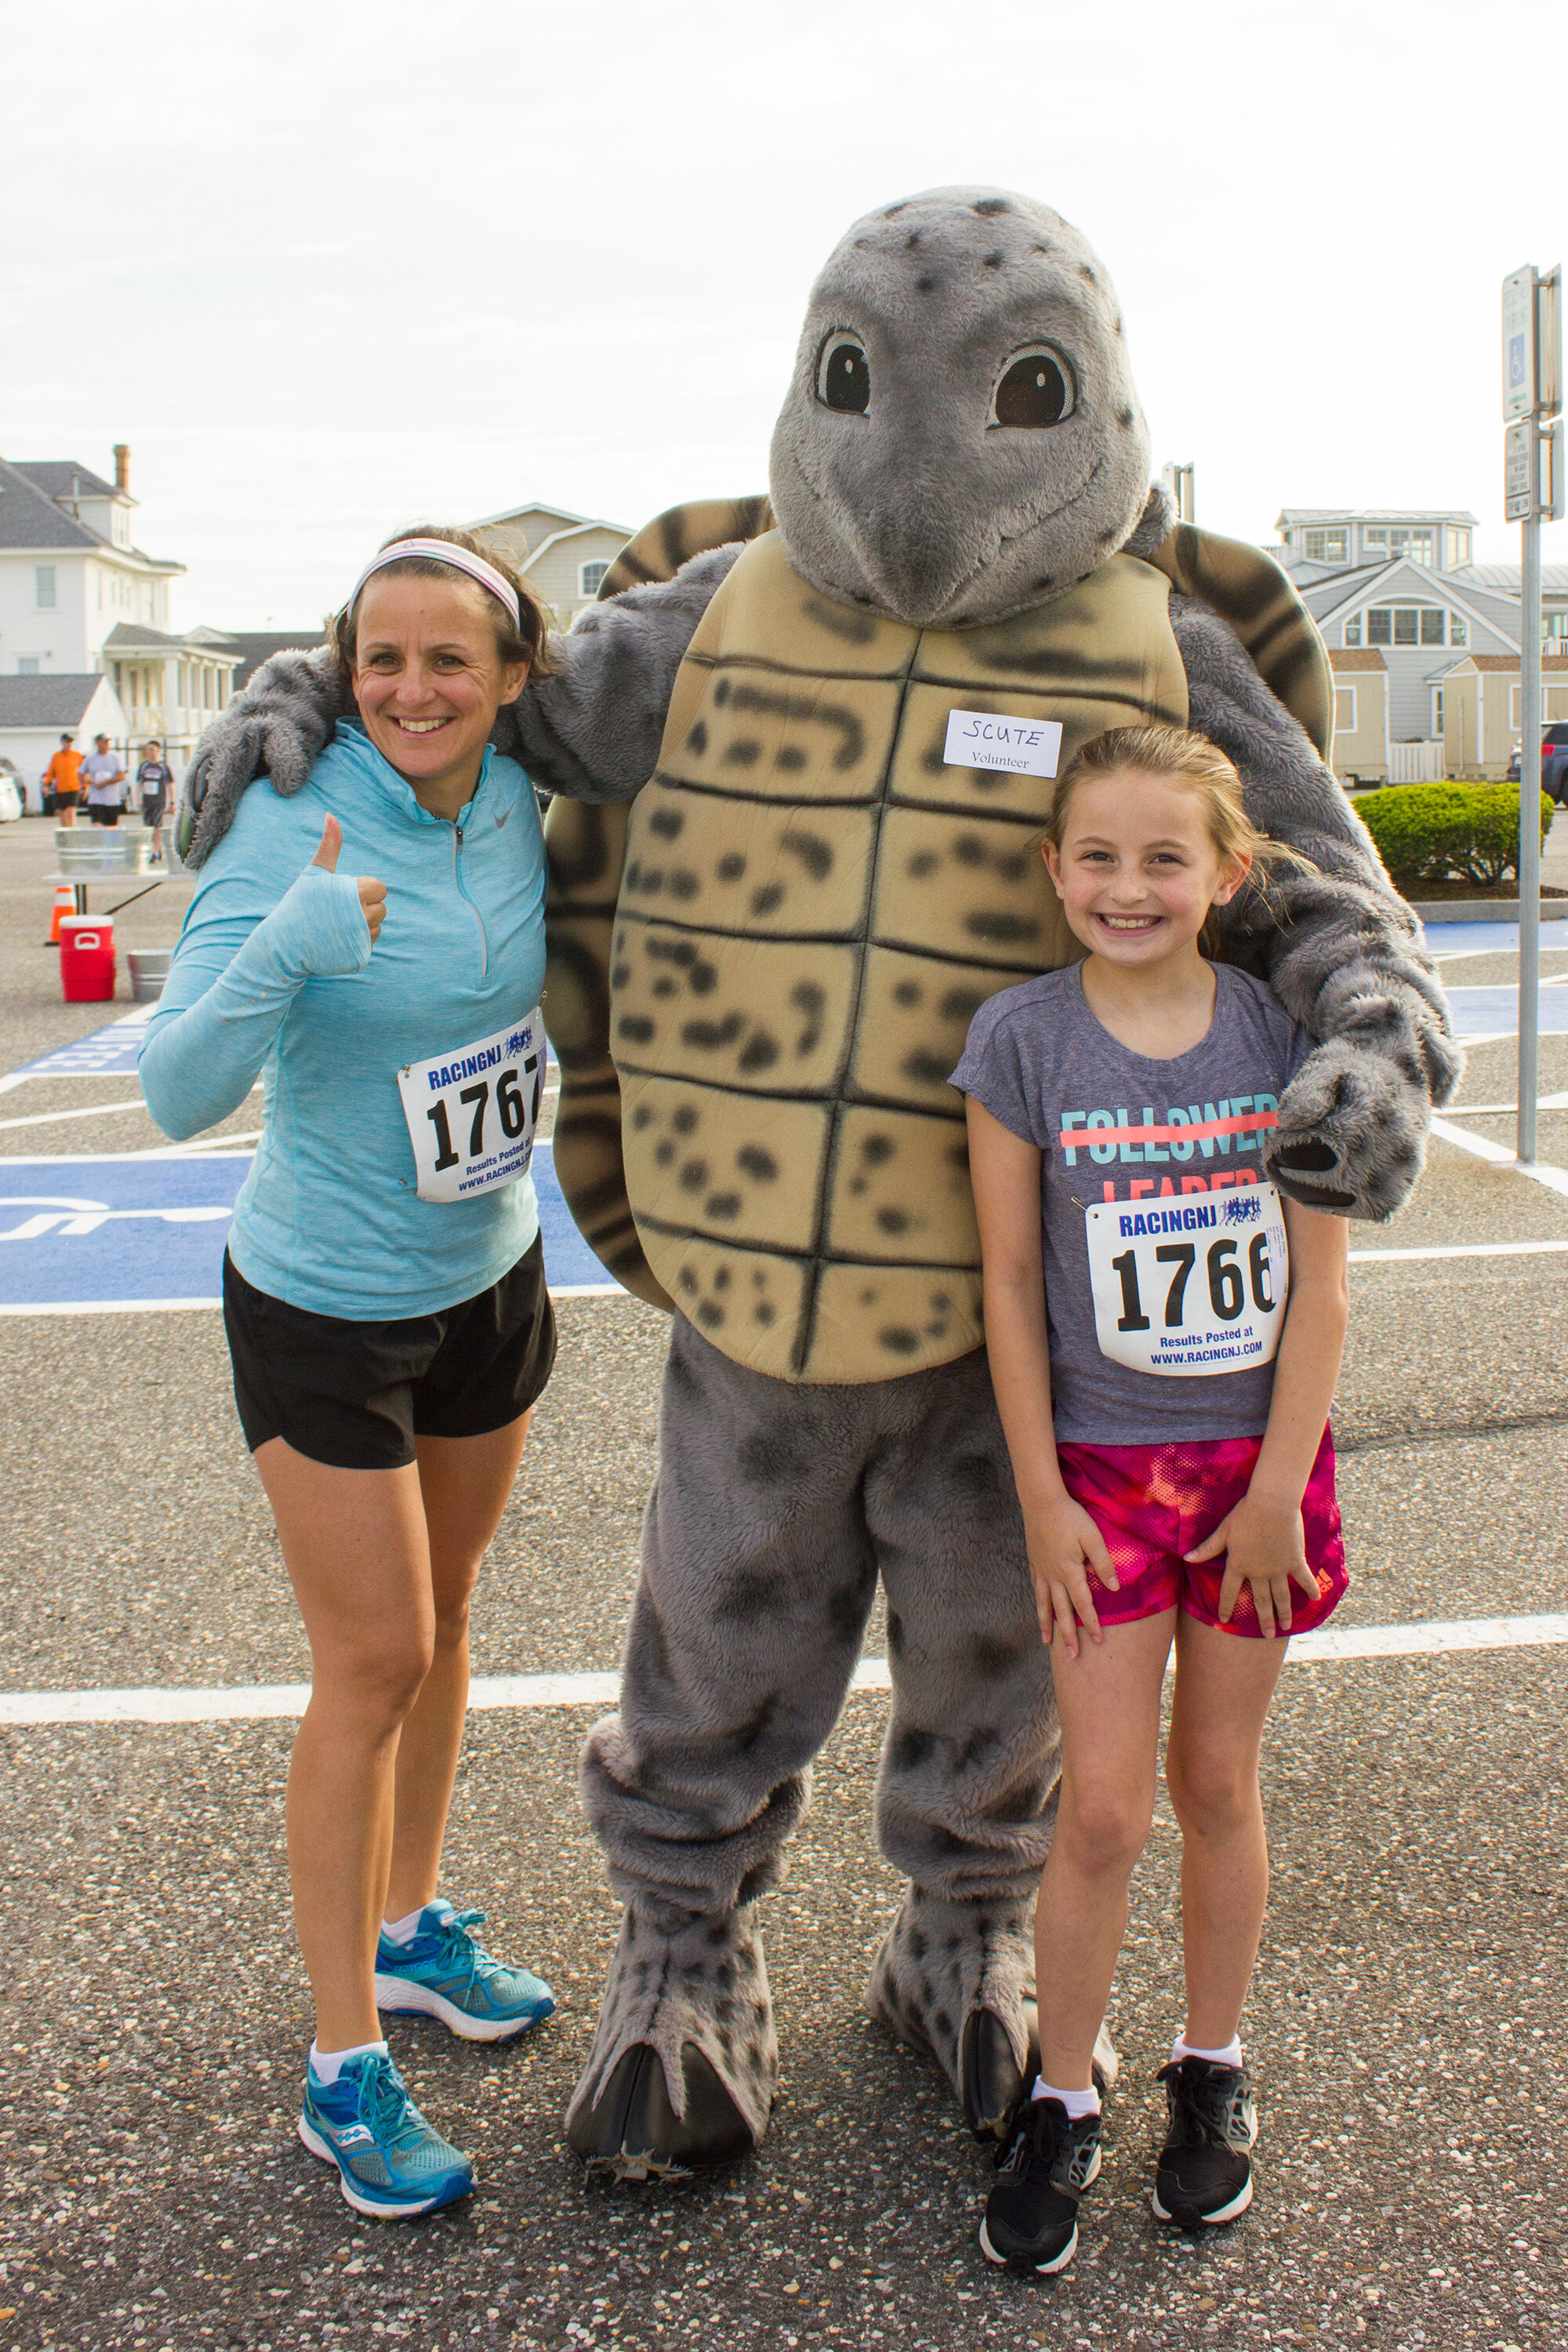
[183,188,1457,2179]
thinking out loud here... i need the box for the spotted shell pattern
[548,524,1191,1383]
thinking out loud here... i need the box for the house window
[1364,605,1446,647]
[1544,610,1568,641]
[35,565,56,609]
[1444,527,1472,568]
[579,560,610,598]
[18,658,38,675]
[1334,686,1357,734]
[1344,616,1363,646]
[1450,614,1468,648]
[1432,689,1445,734]
[1301,528,1348,564]
[1360,526,1435,568]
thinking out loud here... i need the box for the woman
[141,528,560,2219]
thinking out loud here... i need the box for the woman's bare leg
[1033,1611,1175,2090]
[1164,1613,1289,2052]
[254,1439,434,2052]
[383,1412,532,1921]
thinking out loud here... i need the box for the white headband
[347,538,522,628]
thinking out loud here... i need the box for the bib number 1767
[397,1007,546,1206]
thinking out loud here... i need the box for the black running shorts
[221,1236,557,1472]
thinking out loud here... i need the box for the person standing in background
[44,733,84,826]
[81,734,128,826]
[136,739,174,863]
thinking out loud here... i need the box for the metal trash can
[128,949,172,1003]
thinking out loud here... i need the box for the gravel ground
[1,815,1566,2349]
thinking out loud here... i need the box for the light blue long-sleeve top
[139,720,548,1320]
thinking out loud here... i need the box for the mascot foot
[567,2042,754,2180]
[564,1902,776,2180]
[866,1892,1119,2140]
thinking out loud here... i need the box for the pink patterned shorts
[1054,1428,1347,1639]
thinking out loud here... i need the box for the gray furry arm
[182,651,350,869]
[1173,594,1461,1218]
[180,543,737,866]
[514,545,741,802]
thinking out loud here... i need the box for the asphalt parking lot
[0,811,1566,2352]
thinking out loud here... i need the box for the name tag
[1084,1184,1289,1377]
[943,708,1062,777]
[397,1008,545,1205]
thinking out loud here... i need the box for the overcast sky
[3,0,1564,632]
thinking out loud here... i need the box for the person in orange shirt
[44,734,84,826]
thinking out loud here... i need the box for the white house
[1274,506,1568,779]
[0,448,238,786]
[465,500,633,629]
[0,673,129,811]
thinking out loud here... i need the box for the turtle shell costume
[183,188,1456,2182]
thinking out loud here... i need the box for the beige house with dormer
[466,501,633,630]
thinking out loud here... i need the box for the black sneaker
[979,2096,1102,2276]
[1151,2057,1258,2228]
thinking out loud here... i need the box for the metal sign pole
[1519,493,1541,1164]
[1503,263,1562,1166]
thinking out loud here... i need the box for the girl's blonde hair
[1044,723,1301,949]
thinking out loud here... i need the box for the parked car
[1543,724,1568,803]
[1505,727,1568,800]
[0,762,24,822]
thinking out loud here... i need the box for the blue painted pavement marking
[1445,985,1568,1040]
[0,1140,617,1313]
[2,1008,155,1084]
[1425,920,1568,957]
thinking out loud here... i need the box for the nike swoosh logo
[494,804,510,829]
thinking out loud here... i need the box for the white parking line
[1430,1116,1568,1198]
[2,1615,1563,1725]
[1348,1238,1568,1264]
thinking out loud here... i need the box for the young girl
[950,724,1351,2276]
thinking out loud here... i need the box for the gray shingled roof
[0,457,103,550]
[0,675,113,728]
[102,621,239,654]
[223,630,325,690]
[14,461,123,504]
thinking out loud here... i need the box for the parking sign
[1503,267,1535,419]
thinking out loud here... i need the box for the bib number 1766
[1085,1186,1289,1378]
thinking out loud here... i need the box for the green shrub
[1356,782,1554,890]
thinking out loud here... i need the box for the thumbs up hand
[312,815,387,945]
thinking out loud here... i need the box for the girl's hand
[311,815,387,945]
[1022,1490,1120,1661]
[1185,1492,1320,1639]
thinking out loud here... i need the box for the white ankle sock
[1174,2034,1243,2067]
[1030,2078,1102,2119]
[380,1904,430,1945]
[308,2038,387,2085]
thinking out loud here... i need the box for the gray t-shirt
[950,962,1312,1445]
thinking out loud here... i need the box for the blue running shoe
[298,2048,474,2220]
[374,1901,555,2044]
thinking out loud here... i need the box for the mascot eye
[816,330,870,415]
[990,345,1075,428]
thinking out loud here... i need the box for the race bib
[1084,1185,1289,1377]
[397,1009,545,1204]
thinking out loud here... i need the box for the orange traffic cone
[48,884,74,945]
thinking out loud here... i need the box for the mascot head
[768,187,1152,631]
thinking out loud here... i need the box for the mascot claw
[567,2042,757,2180]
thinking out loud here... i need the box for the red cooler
[60,915,116,1002]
